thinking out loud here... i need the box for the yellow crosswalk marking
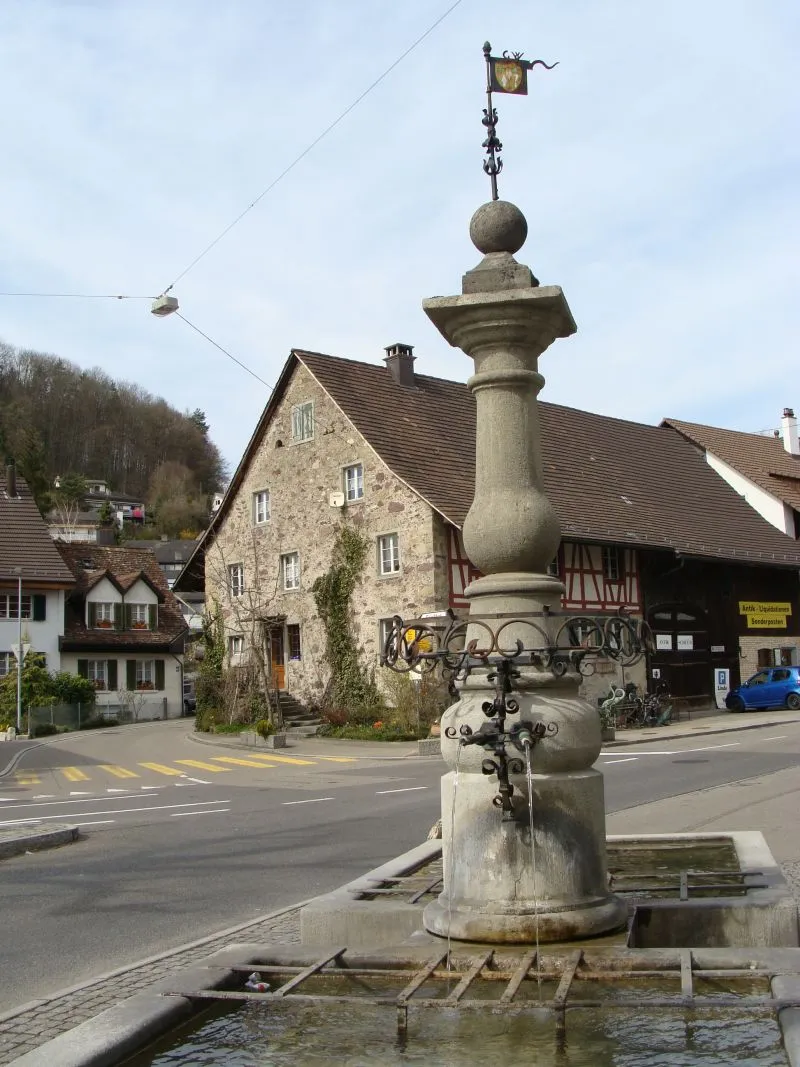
[174,759,230,773]
[101,765,140,779]
[212,756,276,769]
[237,752,315,766]
[314,756,358,763]
[139,762,183,776]
[61,767,90,782]
[15,772,40,785]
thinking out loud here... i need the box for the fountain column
[422,199,627,943]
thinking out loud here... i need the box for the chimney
[781,408,799,456]
[5,463,17,498]
[384,342,416,388]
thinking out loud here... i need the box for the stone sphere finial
[469,200,528,256]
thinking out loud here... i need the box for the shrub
[255,718,274,740]
[79,717,119,730]
[31,723,58,737]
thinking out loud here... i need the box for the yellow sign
[739,601,792,630]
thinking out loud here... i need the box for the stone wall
[209,362,448,707]
[739,634,800,679]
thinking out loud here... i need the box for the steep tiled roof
[664,418,800,513]
[56,543,187,650]
[297,351,800,568]
[0,472,75,584]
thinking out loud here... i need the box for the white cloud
[0,0,797,467]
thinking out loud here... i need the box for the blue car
[725,666,800,712]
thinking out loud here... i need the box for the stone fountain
[421,196,627,944]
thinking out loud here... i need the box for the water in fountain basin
[124,999,788,1066]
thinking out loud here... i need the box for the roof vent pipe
[781,408,799,456]
[384,342,416,388]
[5,463,17,498]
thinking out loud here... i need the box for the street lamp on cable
[150,294,179,317]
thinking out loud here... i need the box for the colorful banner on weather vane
[487,50,558,96]
[739,601,792,630]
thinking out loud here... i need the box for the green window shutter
[124,603,133,629]
[32,595,46,622]
[155,660,165,691]
[126,660,136,691]
[77,659,88,678]
[148,604,157,630]
[88,602,97,628]
[107,660,118,691]
[114,603,123,630]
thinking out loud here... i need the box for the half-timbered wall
[447,528,642,615]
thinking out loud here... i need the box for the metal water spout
[447,659,554,817]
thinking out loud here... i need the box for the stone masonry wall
[739,634,800,679]
[209,362,449,707]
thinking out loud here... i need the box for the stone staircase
[273,691,323,736]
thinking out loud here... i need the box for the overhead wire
[161,0,465,294]
[0,292,152,300]
[175,312,271,389]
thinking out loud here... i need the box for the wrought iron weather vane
[481,41,558,201]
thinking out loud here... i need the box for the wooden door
[270,628,286,689]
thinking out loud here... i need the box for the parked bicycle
[600,683,672,729]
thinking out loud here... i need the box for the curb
[0,896,314,1027]
[187,729,422,760]
[0,825,79,861]
[603,714,800,747]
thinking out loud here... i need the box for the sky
[0,1,798,473]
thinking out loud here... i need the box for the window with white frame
[87,660,108,690]
[228,563,244,598]
[129,603,150,628]
[253,489,270,525]
[379,618,396,657]
[291,402,314,442]
[601,546,623,582]
[0,594,31,619]
[378,533,400,576]
[282,552,300,590]
[93,602,115,626]
[228,635,244,657]
[344,463,364,502]
[136,660,155,689]
[0,652,12,676]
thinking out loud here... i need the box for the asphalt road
[1,718,799,1010]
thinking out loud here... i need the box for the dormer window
[90,602,116,629]
[127,603,156,630]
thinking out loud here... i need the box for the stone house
[176,345,800,712]
[0,466,74,678]
[56,543,188,718]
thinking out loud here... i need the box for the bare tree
[118,688,149,723]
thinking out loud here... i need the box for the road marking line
[107,788,129,793]
[61,767,90,782]
[176,777,211,785]
[212,756,277,768]
[140,785,161,790]
[77,820,116,826]
[140,762,183,776]
[375,786,428,794]
[313,756,358,763]
[69,790,93,796]
[602,757,638,764]
[0,799,231,826]
[240,753,315,766]
[31,795,55,800]
[282,797,334,806]
[15,773,40,785]
[171,808,230,817]
[0,794,141,811]
[760,735,788,742]
[101,765,139,779]
[686,743,741,752]
[175,759,231,773]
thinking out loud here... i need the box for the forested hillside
[0,341,226,514]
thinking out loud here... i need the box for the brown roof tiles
[664,418,800,513]
[0,472,75,584]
